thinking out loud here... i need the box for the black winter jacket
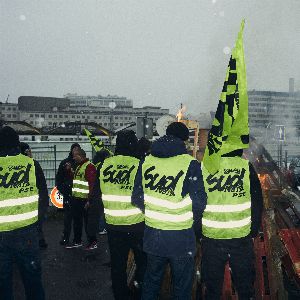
[55,154,77,198]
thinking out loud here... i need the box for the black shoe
[59,238,69,246]
[65,242,83,249]
[39,239,48,249]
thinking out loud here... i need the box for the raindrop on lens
[223,47,231,55]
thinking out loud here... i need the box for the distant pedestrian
[56,143,80,245]
[20,142,49,249]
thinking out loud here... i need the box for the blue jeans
[0,225,45,300]
[142,253,195,300]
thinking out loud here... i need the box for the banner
[203,20,249,174]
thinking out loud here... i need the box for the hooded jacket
[132,135,207,257]
[55,147,78,198]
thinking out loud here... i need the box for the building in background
[0,94,169,135]
[248,78,300,143]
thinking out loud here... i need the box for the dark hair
[166,122,189,141]
[68,143,80,158]
[115,130,138,157]
[70,143,80,151]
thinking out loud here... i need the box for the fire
[258,174,270,190]
[176,105,186,122]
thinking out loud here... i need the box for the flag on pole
[84,128,113,155]
[203,20,249,174]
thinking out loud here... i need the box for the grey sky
[1,0,299,114]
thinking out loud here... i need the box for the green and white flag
[84,128,113,155]
[203,20,249,174]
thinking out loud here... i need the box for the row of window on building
[24,113,135,120]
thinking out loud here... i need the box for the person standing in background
[20,142,49,249]
[56,143,81,246]
[67,148,98,250]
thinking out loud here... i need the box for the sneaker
[85,241,98,251]
[99,229,107,235]
[59,238,69,246]
[65,242,83,249]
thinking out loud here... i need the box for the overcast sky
[1,0,299,113]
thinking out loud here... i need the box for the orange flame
[176,105,186,122]
[258,174,270,190]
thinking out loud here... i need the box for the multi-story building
[248,79,300,142]
[0,102,19,122]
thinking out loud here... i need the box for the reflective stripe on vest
[102,194,131,202]
[142,154,195,230]
[72,161,92,199]
[100,155,144,226]
[104,207,142,217]
[0,154,39,232]
[202,157,251,239]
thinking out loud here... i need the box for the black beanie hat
[166,122,189,141]
[0,126,20,149]
[115,130,138,156]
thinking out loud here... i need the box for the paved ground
[13,211,115,300]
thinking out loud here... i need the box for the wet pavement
[13,211,114,300]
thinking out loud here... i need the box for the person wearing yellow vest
[0,126,47,300]
[201,149,263,300]
[66,148,98,250]
[132,122,207,300]
[90,130,146,300]
[20,142,49,249]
